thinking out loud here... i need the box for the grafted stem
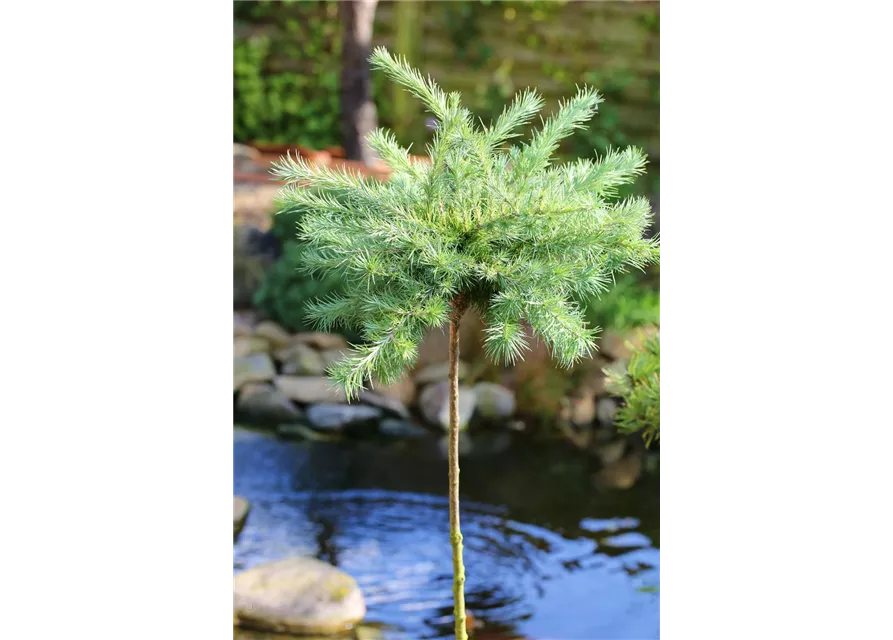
[448,295,468,640]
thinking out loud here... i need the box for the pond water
[234,426,659,640]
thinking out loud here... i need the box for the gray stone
[277,423,341,442]
[291,332,349,351]
[234,142,261,160]
[566,394,596,426]
[414,361,468,385]
[472,382,515,420]
[233,143,262,176]
[599,330,632,361]
[235,353,276,391]
[378,419,429,438]
[233,556,366,635]
[234,336,270,358]
[253,321,292,348]
[358,391,410,419]
[234,313,255,337]
[234,496,250,540]
[320,348,348,369]
[274,376,348,404]
[238,383,302,422]
[418,381,476,430]
[596,397,619,426]
[306,403,382,431]
[280,343,327,376]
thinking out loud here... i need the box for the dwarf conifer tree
[271,47,659,640]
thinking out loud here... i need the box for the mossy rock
[234,557,366,635]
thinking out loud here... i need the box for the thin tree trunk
[448,297,468,640]
[339,0,379,165]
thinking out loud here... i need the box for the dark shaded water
[234,426,659,640]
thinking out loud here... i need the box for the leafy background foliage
[606,333,660,445]
[582,268,660,334]
[253,192,353,337]
[233,0,659,197]
[234,1,395,148]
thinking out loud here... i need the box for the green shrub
[252,193,353,335]
[583,268,660,334]
[605,333,660,446]
[252,242,348,334]
[233,1,397,147]
[234,227,275,309]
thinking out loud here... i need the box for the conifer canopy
[271,46,660,399]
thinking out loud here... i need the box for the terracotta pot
[297,147,332,166]
[236,143,431,184]
[249,141,297,155]
[233,170,281,184]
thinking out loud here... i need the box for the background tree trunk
[339,0,379,165]
[392,0,421,143]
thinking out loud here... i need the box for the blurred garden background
[233,2,660,639]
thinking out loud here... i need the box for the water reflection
[234,426,659,640]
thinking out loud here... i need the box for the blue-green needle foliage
[271,47,660,400]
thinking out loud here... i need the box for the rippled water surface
[234,426,659,640]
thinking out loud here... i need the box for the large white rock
[472,382,515,420]
[419,381,476,430]
[233,557,365,635]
